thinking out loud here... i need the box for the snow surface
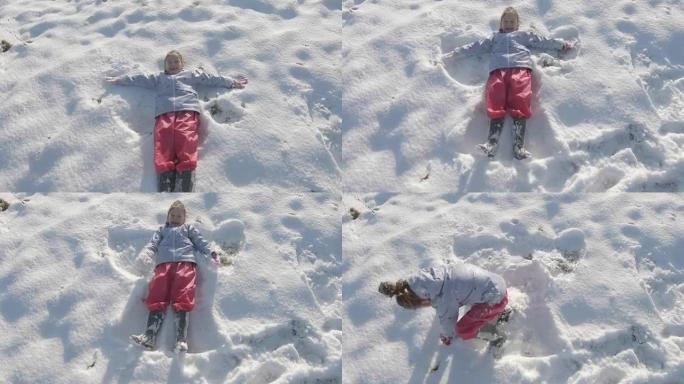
[0,193,341,383]
[343,193,684,383]
[341,0,684,192]
[0,0,341,192]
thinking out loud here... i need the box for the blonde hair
[500,6,520,31]
[167,200,186,223]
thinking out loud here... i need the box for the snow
[1,0,684,383]
[343,193,684,383]
[0,193,342,383]
[341,0,684,192]
[0,0,341,192]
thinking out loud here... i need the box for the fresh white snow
[1,0,683,383]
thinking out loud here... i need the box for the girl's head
[500,7,520,33]
[379,280,430,309]
[164,50,184,75]
[167,200,186,226]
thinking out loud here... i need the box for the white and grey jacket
[115,69,236,117]
[451,30,566,72]
[141,223,213,266]
[406,263,507,339]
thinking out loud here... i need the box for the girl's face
[501,13,518,32]
[167,207,185,226]
[165,54,183,74]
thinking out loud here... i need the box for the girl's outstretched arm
[141,227,163,257]
[106,73,160,89]
[187,224,213,258]
[444,35,494,59]
[521,31,567,51]
[188,68,248,89]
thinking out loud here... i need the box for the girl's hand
[562,41,575,52]
[440,335,452,346]
[232,75,248,89]
[211,251,221,266]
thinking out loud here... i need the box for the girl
[106,50,248,192]
[379,263,508,345]
[131,200,222,352]
[443,7,574,159]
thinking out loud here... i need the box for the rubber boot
[158,171,176,192]
[174,311,189,352]
[477,118,504,158]
[512,118,531,160]
[175,171,195,192]
[131,310,165,350]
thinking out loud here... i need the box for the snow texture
[0,193,341,383]
[0,0,341,192]
[343,193,684,383]
[341,0,684,192]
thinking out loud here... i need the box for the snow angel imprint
[379,263,508,346]
[443,7,574,160]
[131,200,224,352]
[106,50,248,192]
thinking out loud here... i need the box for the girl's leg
[145,262,174,311]
[455,292,509,340]
[485,69,508,119]
[154,112,177,174]
[507,69,533,119]
[174,311,189,352]
[173,112,200,173]
[169,261,198,312]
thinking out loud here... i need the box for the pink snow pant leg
[485,68,533,119]
[154,111,200,174]
[456,291,509,340]
[146,262,197,312]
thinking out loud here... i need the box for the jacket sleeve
[521,31,565,51]
[142,227,163,256]
[187,69,234,88]
[436,302,460,339]
[451,35,494,57]
[188,224,213,257]
[116,73,159,89]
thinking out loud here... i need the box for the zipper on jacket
[172,225,177,262]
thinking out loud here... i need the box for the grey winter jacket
[142,223,213,266]
[406,263,507,339]
[452,30,565,72]
[116,69,236,117]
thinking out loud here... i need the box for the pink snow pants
[486,68,533,119]
[154,111,200,174]
[455,291,509,340]
[146,262,197,312]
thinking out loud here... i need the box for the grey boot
[158,171,176,192]
[512,118,531,160]
[477,118,504,158]
[131,311,165,350]
[174,311,189,352]
[175,171,195,192]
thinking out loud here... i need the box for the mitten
[440,335,452,346]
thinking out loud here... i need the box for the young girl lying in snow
[131,200,222,352]
[379,263,508,345]
[443,7,574,160]
[106,50,248,192]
